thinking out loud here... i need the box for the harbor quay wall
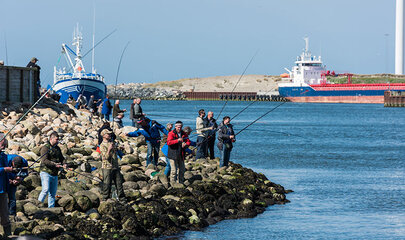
[384,91,405,107]
[0,66,39,104]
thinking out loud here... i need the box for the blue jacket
[128,119,169,145]
[101,98,112,115]
[7,154,28,181]
[0,152,9,194]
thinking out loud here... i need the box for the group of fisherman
[0,96,237,238]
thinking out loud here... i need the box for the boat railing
[55,72,104,82]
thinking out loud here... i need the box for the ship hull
[53,78,106,104]
[278,83,405,103]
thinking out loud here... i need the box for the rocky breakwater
[0,98,291,239]
[107,83,185,100]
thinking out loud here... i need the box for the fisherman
[166,121,191,184]
[26,57,41,97]
[87,95,99,114]
[100,129,126,202]
[205,111,218,159]
[217,116,236,167]
[76,94,87,109]
[67,94,75,106]
[38,131,66,208]
[0,133,12,238]
[161,125,196,178]
[101,94,113,121]
[113,113,124,129]
[127,117,168,166]
[6,155,28,218]
[97,122,116,146]
[129,98,145,128]
[112,99,126,118]
[195,109,211,160]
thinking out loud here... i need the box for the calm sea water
[120,100,405,240]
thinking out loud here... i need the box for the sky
[0,0,396,87]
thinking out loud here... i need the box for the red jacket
[167,130,191,161]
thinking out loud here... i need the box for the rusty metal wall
[384,91,405,107]
[0,66,39,104]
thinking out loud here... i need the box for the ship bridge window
[302,63,321,66]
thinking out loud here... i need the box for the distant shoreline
[107,74,405,100]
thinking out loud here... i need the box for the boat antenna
[92,3,96,73]
[217,49,259,119]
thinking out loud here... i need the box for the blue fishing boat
[53,25,106,103]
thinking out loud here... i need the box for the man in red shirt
[166,121,191,184]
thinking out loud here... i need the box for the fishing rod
[231,86,277,120]
[113,41,130,101]
[235,101,286,136]
[217,49,259,119]
[0,87,53,143]
[0,29,118,142]
[234,128,305,139]
[111,41,130,132]
[62,167,103,183]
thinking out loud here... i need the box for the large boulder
[121,154,140,165]
[58,195,76,212]
[23,202,40,216]
[74,190,100,208]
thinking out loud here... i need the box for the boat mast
[72,24,85,73]
[92,6,96,73]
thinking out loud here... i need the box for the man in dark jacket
[27,57,41,97]
[205,111,218,159]
[127,117,168,166]
[6,155,28,217]
[101,95,113,121]
[129,98,144,128]
[0,133,12,237]
[38,131,66,208]
[217,116,235,167]
[166,121,191,183]
[112,99,126,118]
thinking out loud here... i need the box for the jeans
[38,172,58,208]
[146,142,160,166]
[207,135,216,159]
[220,145,232,167]
[102,169,125,201]
[131,119,136,127]
[103,114,110,121]
[196,136,207,160]
[169,158,185,183]
[8,185,16,215]
[164,157,171,176]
